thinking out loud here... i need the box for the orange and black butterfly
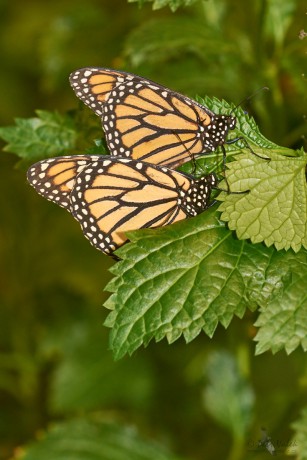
[69,68,236,169]
[27,155,216,256]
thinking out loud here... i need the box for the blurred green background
[0,0,306,459]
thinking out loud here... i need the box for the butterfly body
[27,155,216,255]
[70,68,236,168]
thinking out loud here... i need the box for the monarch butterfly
[27,155,216,256]
[69,68,236,169]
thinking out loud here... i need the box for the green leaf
[254,249,307,355]
[203,351,254,440]
[197,96,284,151]
[127,0,199,12]
[20,417,181,460]
[48,314,154,413]
[263,0,297,47]
[125,17,234,67]
[287,407,307,458]
[217,150,307,252]
[104,209,290,359]
[0,110,77,160]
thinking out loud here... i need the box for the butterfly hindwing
[27,155,102,209]
[69,68,236,168]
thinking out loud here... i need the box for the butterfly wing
[69,68,236,168]
[27,155,215,256]
[69,158,215,255]
[27,155,102,209]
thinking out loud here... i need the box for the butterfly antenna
[230,86,270,115]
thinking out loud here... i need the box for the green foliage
[19,417,182,460]
[101,97,307,359]
[263,0,297,46]
[2,96,307,362]
[254,250,307,355]
[0,110,77,161]
[124,0,306,147]
[105,210,307,359]
[125,16,232,67]
[1,0,306,459]
[128,0,199,12]
[46,313,155,413]
[203,97,307,253]
[203,351,254,440]
[218,151,307,252]
[288,407,307,458]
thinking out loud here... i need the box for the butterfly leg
[226,136,270,161]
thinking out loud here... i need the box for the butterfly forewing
[69,68,236,168]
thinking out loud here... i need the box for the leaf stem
[227,436,245,460]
